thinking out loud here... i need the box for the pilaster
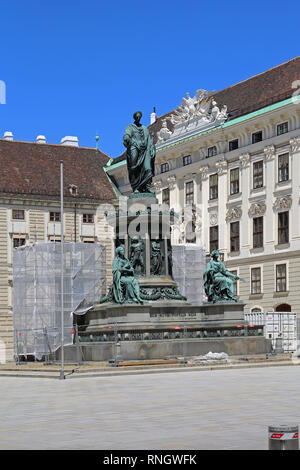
[239,153,250,255]
[264,145,276,247]
[215,160,228,255]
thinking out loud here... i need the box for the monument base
[61,301,272,362]
[61,336,271,362]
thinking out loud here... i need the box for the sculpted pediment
[248,202,267,217]
[225,206,242,222]
[273,195,292,211]
[156,90,228,147]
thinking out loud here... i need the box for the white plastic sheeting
[13,242,106,358]
[172,244,206,305]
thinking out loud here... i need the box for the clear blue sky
[1,0,300,158]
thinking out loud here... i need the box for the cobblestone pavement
[0,366,298,450]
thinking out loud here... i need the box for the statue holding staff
[123,111,156,194]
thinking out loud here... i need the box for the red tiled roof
[212,56,300,120]
[0,140,116,203]
[111,56,300,159]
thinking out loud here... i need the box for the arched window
[251,307,262,313]
[275,303,291,312]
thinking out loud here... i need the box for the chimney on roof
[150,107,157,124]
[3,131,13,141]
[60,136,79,147]
[36,135,46,144]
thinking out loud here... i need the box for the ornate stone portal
[67,111,271,362]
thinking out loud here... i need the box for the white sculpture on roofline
[156,90,228,147]
[156,119,173,144]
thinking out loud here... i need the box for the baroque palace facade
[106,56,300,315]
[0,138,116,358]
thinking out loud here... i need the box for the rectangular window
[230,221,240,252]
[161,163,169,173]
[185,181,194,206]
[230,270,238,296]
[253,161,263,189]
[209,174,218,200]
[207,146,217,157]
[253,216,263,248]
[83,214,94,224]
[183,155,191,166]
[50,211,60,222]
[278,153,289,182]
[278,211,289,244]
[252,131,263,144]
[230,168,239,195]
[277,122,288,136]
[251,267,261,294]
[209,226,218,253]
[13,238,26,248]
[162,188,170,206]
[276,264,287,292]
[12,209,25,220]
[229,139,239,151]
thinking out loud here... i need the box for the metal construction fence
[245,311,299,353]
[13,242,106,359]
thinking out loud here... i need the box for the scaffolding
[172,244,206,305]
[13,242,106,359]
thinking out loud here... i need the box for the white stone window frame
[207,145,218,157]
[228,138,239,152]
[11,208,26,221]
[81,237,96,243]
[82,213,95,224]
[251,129,264,145]
[251,156,265,190]
[228,166,240,196]
[12,236,26,248]
[276,150,291,184]
[161,186,170,206]
[274,260,289,293]
[209,172,219,201]
[48,236,61,242]
[249,264,264,295]
[183,154,192,166]
[252,214,264,249]
[49,211,61,222]
[276,120,289,136]
[9,233,27,265]
[184,179,195,206]
[160,160,171,174]
[276,209,290,246]
[228,219,240,253]
[250,305,263,313]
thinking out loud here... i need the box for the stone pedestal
[67,300,272,362]
[65,195,272,362]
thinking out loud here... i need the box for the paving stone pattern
[0,366,298,450]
